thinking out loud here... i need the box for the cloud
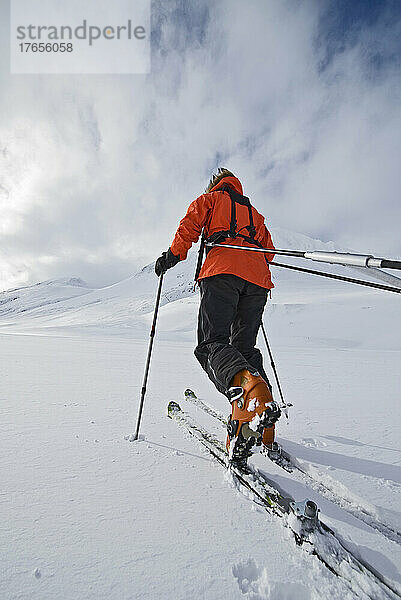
[0,0,400,289]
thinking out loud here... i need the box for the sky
[0,0,400,290]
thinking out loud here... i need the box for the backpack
[194,185,266,281]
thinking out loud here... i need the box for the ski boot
[226,369,281,466]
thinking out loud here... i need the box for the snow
[249,413,262,432]
[247,398,258,412]
[1,229,400,599]
[232,556,320,599]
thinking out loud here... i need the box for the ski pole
[260,321,291,418]
[132,273,164,441]
[205,243,401,294]
[206,242,401,271]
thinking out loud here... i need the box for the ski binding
[290,499,319,536]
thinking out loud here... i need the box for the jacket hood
[209,175,243,195]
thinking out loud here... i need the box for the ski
[168,400,318,538]
[183,389,401,547]
[168,400,400,599]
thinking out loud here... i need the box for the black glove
[155,248,180,277]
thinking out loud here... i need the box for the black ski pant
[194,274,270,396]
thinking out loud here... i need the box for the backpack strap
[229,191,237,237]
[206,184,261,246]
[246,202,256,240]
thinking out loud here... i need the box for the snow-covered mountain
[0,226,347,322]
[0,277,91,317]
[0,227,399,350]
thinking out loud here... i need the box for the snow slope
[1,229,400,600]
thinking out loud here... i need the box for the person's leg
[195,276,281,464]
[230,281,271,387]
[194,275,250,395]
[230,281,279,447]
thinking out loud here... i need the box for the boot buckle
[240,422,262,442]
[227,386,244,404]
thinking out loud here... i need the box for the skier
[155,168,281,464]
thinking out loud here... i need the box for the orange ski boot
[226,369,281,466]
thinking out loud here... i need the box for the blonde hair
[205,168,235,193]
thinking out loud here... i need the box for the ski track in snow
[0,231,400,600]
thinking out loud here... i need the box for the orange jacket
[170,175,275,289]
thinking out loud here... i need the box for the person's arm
[170,193,213,260]
[155,194,213,276]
